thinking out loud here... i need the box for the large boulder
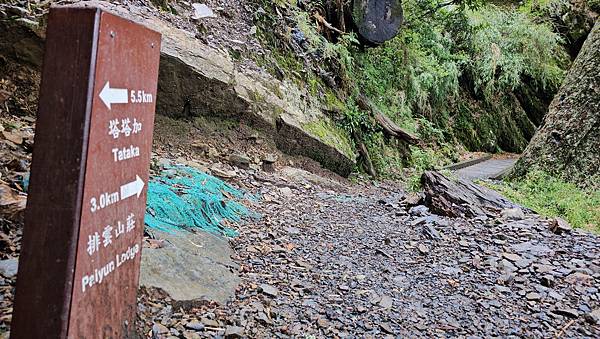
[140,229,239,306]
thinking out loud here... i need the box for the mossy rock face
[514,21,600,190]
[302,120,355,161]
[276,117,355,176]
[450,91,534,153]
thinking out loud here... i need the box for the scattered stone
[191,3,216,20]
[549,217,572,234]
[0,258,18,278]
[501,208,525,220]
[279,187,293,197]
[552,308,579,319]
[422,224,442,240]
[526,292,541,301]
[260,284,279,297]
[565,272,593,285]
[379,295,393,309]
[417,243,429,254]
[152,323,169,338]
[224,325,244,338]
[228,153,251,169]
[185,321,205,331]
[540,275,555,288]
[502,252,522,262]
[379,322,395,334]
[408,205,429,216]
[585,308,600,324]
[200,317,220,327]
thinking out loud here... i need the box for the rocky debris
[0,258,18,278]
[550,217,573,234]
[228,153,250,169]
[259,284,278,298]
[421,171,518,218]
[139,229,240,306]
[191,3,215,20]
[0,184,26,221]
[261,154,277,172]
[134,169,600,337]
[501,207,525,220]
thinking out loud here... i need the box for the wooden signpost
[11,7,161,338]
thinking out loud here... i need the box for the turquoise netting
[144,164,254,237]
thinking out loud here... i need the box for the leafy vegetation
[484,170,600,233]
[249,0,569,179]
[343,1,567,177]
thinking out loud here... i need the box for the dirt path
[456,157,519,180]
[138,171,600,338]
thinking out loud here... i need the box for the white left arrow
[120,175,145,200]
[99,81,128,110]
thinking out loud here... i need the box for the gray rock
[0,258,18,278]
[260,284,279,297]
[185,321,205,331]
[152,323,169,338]
[409,205,429,216]
[228,153,251,169]
[139,229,240,305]
[549,217,572,234]
[279,187,293,197]
[191,3,215,20]
[585,308,600,324]
[224,325,244,338]
[552,308,579,318]
[379,295,393,309]
[501,208,525,220]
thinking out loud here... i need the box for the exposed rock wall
[0,1,356,176]
[513,21,600,189]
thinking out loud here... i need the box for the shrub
[485,170,600,233]
[465,6,567,99]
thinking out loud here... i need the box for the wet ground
[138,169,600,338]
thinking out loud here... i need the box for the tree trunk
[355,93,420,145]
[351,0,403,44]
[421,171,518,218]
[512,21,600,189]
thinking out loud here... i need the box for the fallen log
[421,171,518,218]
[374,111,420,145]
[356,93,420,145]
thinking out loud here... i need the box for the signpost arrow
[120,175,145,200]
[99,81,128,110]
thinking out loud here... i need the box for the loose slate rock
[0,257,18,277]
[260,284,279,297]
[552,308,579,318]
[418,243,429,254]
[224,325,244,338]
[526,292,541,301]
[549,217,572,234]
[185,321,205,331]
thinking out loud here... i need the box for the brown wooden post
[11,6,161,338]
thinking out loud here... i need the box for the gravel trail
[139,175,600,338]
